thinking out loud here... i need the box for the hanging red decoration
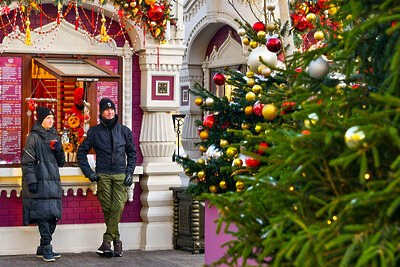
[281,101,296,114]
[253,22,265,32]
[293,14,308,31]
[253,101,265,116]
[148,4,164,21]
[266,38,282,52]
[213,73,226,86]
[28,99,35,111]
[257,143,269,154]
[203,114,215,128]
[245,157,260,168]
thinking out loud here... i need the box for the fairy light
[302,172,306,177]
[364,173,370,180]
[289,186,294,191]
[327,220,332,225]
[332,215,338,221]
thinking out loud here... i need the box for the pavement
[0,250,205,267]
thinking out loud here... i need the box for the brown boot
[113,240,123,257]
[96,241,113,258]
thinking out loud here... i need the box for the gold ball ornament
[220,139,229,148]
[246,71,254,78]
[124,3,129,8]
[244,106,253,115]
[257,65,267,74]
[261,67,272,77]
[233,158,243,167]
[145,0,156,5]
[306,13,316,23]
[205,97,214,106]
[344,126,365,149]
[209,185,218,193]
[197,158,205,164]
[247,78,256,87]
[226,147,238,159]
[184,168,193,176]
[245,92,256,102]
[237,28,246,36]
[199,131,209,140]
[255,125,263,133]
[346,14,352,20]
[241,123,250,130]
[130,2,136,7]
[314,31,324,41]
[200,145,208,152]
[304,113,319,128]
[328,5,337,15]
[195,97,203,106]
[266,22,276,32]
[242,38,250,46]
[257,31,266,40]
[197,170,205,179]
[219,180,227,190]
[249,41,258,49]
[252,85,262,95]
[236,181,245,191]
[262,104,278,120]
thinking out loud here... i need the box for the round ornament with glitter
[345,126,366,149]
[213,73,226,86]
[148,4,164,21]
[266,38,282,52]
[253,22,265,32]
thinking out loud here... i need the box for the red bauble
[266,38,282,52]
[301,130,311,135]
[253,22,265,32]
[281,101,296,114]
[148,4,164,21]
[257,143,269,154]
[213,73,226,86]
[253,101,265,116]
[293,14,308,31]
[245,157,260,167]
[203,114,215,128]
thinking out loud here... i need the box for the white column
[279,0,295,56]
[122,42,133,129]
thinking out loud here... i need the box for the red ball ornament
[253,101,265,116]
[257,143,269,154]
[213,73,226,86]
[148,4,164,21]
[203,114,215,128]
[253,22,265,32]
[293,14,308,31]
[245,157,260,167]
[281,101,296,114]
[266,38,282,52]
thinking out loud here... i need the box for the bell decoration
[148,4,164,21]
[213,73,226,86]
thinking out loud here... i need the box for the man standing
[77,98,136,257]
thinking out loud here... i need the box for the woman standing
[21,107,65,262]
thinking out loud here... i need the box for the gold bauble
[236,181,245,191]
[209,185,218,193]
[199,131,209,140]
[200,145,207,152]
[145,0,156,5]
[257,31,266,40]
[233,158,243,167]
[220,139,229,148]
[245,92,256,102]
[246,71,254,78]
[244,106,253,115]
[306,13,316,23]
[314,31,324,41]
[246,78,255,87]
[195,97,203,106]
[328,5,337,15]
[257,65,266,74]
[252,85,262,95]
[219,180,227,189]
[130,2,136,7]
[241,123,250,130]
[124,3,129,8]
[242,38,250,45]
[255,125,262,133]
[184,168,192,176]
[197,171,205,179]
[262,104,278,121]
[346,14,352,20]
[226,147,238,159]
[249,41,258,49]
[344,126,365,149]
[266,22,276,32]
[197,158,205,164]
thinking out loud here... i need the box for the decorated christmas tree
[180,0,400,266]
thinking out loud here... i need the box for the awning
[33,58,120,82]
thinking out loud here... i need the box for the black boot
[113,240,123,257]
[37,246,61,259]
[42,245,55,262]
[96,241,113,258]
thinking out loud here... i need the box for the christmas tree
[180,0,400,265]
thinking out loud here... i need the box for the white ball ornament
[247,46,278,74]
[345,126,366,149]
[237,28,246,36]
[308,57,330,79]
[205,97,214,106]
[266,2,276,11]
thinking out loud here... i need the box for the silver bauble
[308,57,329,79]
[345,126,365,149]
[237,28,246,36]
[205,97,214,106]
[247,46,278,74]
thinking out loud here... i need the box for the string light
[332,215,337,221]
[289,186,294,191]
[327,220,332,225]
[364,173,370,180]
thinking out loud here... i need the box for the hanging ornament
[247,46,278,73]
[226,147,238,159]
[195,97,203,106]
[25,19,32,46]
[257,31,266,40]
[242,38,250,46]
[281,101,296,114]
[203,114,215,128]
[245,92,256,102]
[293,14,308,31]
[252,85,262,95]
[241,123,250,130]
[27,99,35,110]
[213,73,226,86]
[205,97,214,106]
[145,0,157,5]
[245,106,253,115]
[314,31,324,41]
[184,168,193,176]
[262,104,278,120]
[233,158,243,167]
[200,145,208,152]
[197,158,205,164]
[219,180,227,190]
[220,139,229,149]
[266,22,276,32]
[237,28,246,36]
[306,13,316,23]
[245,157,260,167]
[236,181,245,191]
[262,67,272,77]
[199,130,209,140]
[253,101,264,116]
[253,22,265,32]
[266,2,276,11]
[149,4,164,21]
[247,78,256,87]
[266,38,282,53]
[304,113,319,128]
[308,57,329,79]
[249,41,258,49]
[100,16,109,42]
[209,185,218,193]
[257,143,269,154]
[197,171,205,180]
[345,126,366,149]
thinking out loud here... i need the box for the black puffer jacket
[21,121,65,226]
[77,115,137,177]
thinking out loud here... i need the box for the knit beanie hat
[99,98,116,115]
[37,107,54,124]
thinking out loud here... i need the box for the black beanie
[99,98,116,115]
[36,107,54,124]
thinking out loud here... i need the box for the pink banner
[0,57,22,164]
[96,59,119,119]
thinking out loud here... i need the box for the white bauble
[237,28,246,36]
[247,46,278,73]
[345,126,365,149]
[205,97,214,106]
[308,57,329,79]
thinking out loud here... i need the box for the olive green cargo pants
[97,173,127,242]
